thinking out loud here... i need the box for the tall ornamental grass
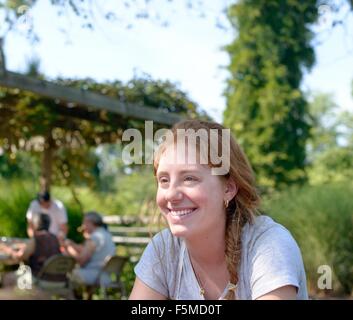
[262,183,353,296]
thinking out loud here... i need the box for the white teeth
[169,209,194,217]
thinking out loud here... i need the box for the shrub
[262,183,353,296]
[0,180,33,237]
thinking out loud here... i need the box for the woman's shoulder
[240,215,307,300]
[135,228,182,277]
[242,215,299,252]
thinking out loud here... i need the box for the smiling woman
[129,119,308,300]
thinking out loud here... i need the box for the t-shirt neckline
[183,241,235,300]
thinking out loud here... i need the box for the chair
[34,254,76,298]
[96,255,128,299]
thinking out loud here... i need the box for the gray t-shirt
[73,227,116,285]
[134,215,308,300]
[85,227,116,270]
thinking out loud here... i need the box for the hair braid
[224,199,248,300]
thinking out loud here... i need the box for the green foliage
[308,146,353,184]
[307,92,339,159]
[51,167,157,217]
[337,110,353,146]
[0,75,204,190]
[51,185,123,216]
[307,92,353,184]
[263,183,353,296]
[224,0,319,189]
[0,150,40,179]
[114,168,157,216]
[65,204,84,243]
[0,179,33,237]
[119,259,138,298]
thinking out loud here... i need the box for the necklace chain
[190,257,237,298]
[194,269,205,296]
[190,258,206,296]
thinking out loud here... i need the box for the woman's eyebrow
[156,171,169,177]
[179,170,200,175]
[157,169,200,177]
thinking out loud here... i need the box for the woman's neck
[184,225,230,299]
[185,226,226,266]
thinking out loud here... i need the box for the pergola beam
[0,71,184,125]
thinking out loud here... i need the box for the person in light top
[129,119,308,300]
[26,191,68,240]
[61,211,116,286]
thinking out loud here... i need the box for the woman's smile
[167,207,198,222]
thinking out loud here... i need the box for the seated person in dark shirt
[1,213,62,286]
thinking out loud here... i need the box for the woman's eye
[184,176,197,182]
[158,177,169,184]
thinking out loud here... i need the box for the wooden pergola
[0,59,182,125]
[0,45,185,190]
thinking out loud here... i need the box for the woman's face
[156,144,233,239]
[81,217,95,237]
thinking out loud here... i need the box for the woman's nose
[165,184,183,203]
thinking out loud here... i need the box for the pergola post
[0,37,6,76]
[40,131,55,193]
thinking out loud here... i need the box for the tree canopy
[224,0,320,189]
[307,91,353,184]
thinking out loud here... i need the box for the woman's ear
[225,178,237,201]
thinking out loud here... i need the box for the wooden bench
[102,216,160,262]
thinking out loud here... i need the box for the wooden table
[0,253,16,266]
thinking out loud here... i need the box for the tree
[307,92,353,184]
[306,92,339,161]
[224,0,319,189]
[308,145,353,184]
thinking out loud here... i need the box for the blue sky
[3,0,353,123]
